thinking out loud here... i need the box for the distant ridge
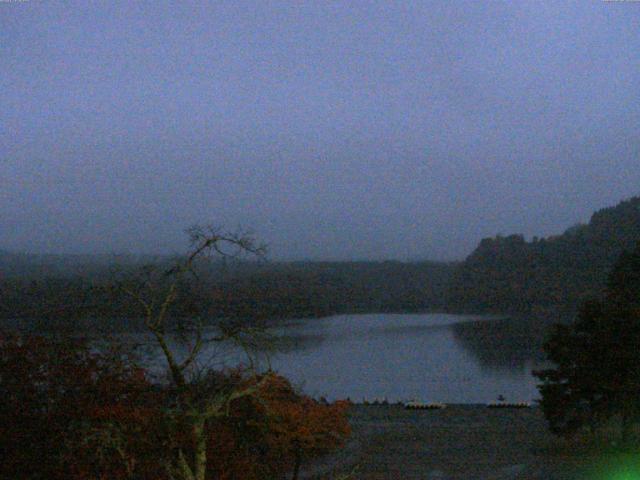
[446,196,640,315]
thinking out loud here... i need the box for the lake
[140,313,551,404]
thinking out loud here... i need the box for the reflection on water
[450,317,553,371]
[139,313,556,404]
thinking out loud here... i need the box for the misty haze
[2,2,640,479]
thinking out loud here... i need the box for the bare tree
[115,226,271,480]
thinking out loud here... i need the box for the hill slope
[446,196,640,315]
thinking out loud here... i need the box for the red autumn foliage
[0,334,350,480]
[206,373,351,479]
[0,333,166,480]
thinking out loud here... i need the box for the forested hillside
[0,257,454,329]
[5,196,639,325]
[208,261,455,321]
[446,196,640,315]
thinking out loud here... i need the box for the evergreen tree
[534,242,640,444]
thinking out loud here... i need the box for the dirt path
[301,405,611,480]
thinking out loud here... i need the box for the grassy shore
[301,404,640,480]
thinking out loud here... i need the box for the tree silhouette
[112,225,270,480]
[534,242,640,444]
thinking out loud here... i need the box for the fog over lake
[139,313,549,404]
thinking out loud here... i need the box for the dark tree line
[3,195,640,328]
[0,259,455,330]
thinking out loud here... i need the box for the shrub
[0,335,350,479]
[0,334,166,480]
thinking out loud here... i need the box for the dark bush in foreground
[0,334,166,479]
[0,334,350,479]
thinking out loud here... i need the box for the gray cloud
[2,1,639,260]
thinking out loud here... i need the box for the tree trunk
[193,417,208,480]
[291,449,302,480]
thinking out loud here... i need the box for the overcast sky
[1,1,639,260]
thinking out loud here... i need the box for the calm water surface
[146,313,549,404]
